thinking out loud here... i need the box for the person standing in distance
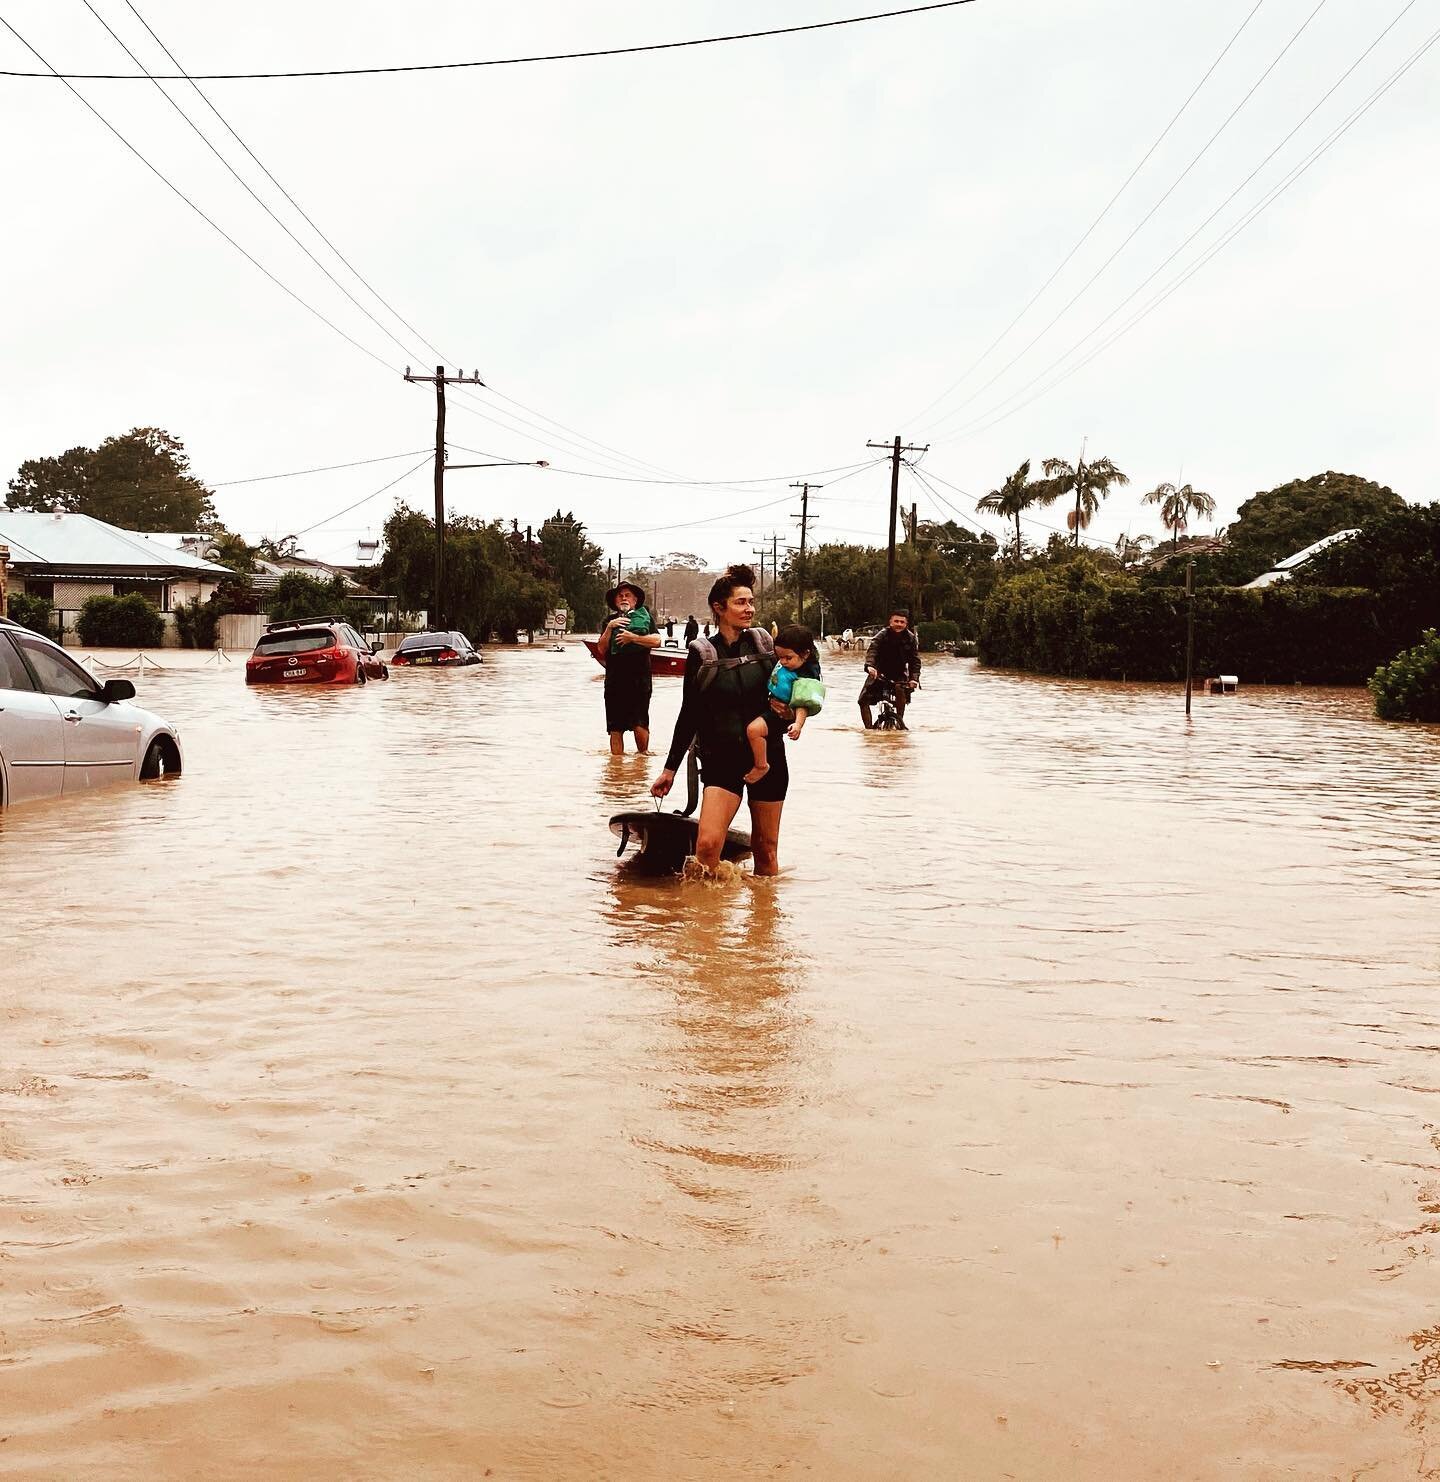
[651,566,788,876]
[859,608,921,729]
[597,580,661,753]
[683,613,699,645]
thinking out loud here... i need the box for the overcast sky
[2,0,1435,568]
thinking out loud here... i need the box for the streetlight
[432,455,549,627]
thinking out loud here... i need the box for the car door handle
[63,711,82,724]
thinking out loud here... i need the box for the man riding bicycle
[858,608,921,730]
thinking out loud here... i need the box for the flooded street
[4,646,1440,1480]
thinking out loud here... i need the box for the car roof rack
[264,614,350,633]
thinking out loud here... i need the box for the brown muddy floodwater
[3,645,1440,1480]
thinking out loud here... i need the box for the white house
[0,510,232,644]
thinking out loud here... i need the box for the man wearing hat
[597,580,660,753]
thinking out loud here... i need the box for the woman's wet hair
[707,564,756,614]
[774,624,815,659]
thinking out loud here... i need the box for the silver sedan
[0,617,183,806]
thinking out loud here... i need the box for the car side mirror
[370,641,384,654]
[99,678,135,703]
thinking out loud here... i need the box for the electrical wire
[903,0,1268,430]
[922,0,1334,438]
[1,2,981,80]
[0,15,403,375]
[289,453,433,538]
[212,449,430,486]
[943,10,1438,443]
[918,464,1116,549]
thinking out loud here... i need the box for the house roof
[0,511,231,576]
[1243,529,1360,589]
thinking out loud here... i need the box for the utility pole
[772,532,779,617]
[404,364,484,628]
[866,435,928,612]
[790,480,822,629]
[750,543,768,612]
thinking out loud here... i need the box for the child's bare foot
[742,761,769,785]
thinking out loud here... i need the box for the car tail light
[438,648,458,661]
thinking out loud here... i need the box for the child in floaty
[744,624,825,784]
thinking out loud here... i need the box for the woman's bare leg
[749,800,784,877]
[635,725,650,753]
[609,730,625,755]
[694,786,743,871]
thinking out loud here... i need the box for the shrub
[265,571,369,628]
[980,565,1388,684]
[76,592,166,648]
[1370,630,1440,722]
[915,619,961,652]
[7,592,53,634]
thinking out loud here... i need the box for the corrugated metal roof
[0,512,230,575]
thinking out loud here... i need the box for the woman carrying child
[743,625,824,785]
[651,566,801,877]
[597,580,660,754]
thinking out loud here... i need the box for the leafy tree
[1142,482,1217,543]
[539,512,607,628]
[256,534,300,560]
[375,502,560,641]
[204,530,257,573]
[976,459,1045,559]
[1039,453,1129,545]
[265,571,370,627]
[1115,532,1154,567]
[1223,471,1404,582]
[6,427,216,531]
[803,543,888,630]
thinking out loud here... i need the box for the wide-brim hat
[606,581,646,607]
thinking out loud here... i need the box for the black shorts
[604,676,651,733]
[699,733,789,802]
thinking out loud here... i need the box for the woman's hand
[650,769,675,798]
[769,698,792,717]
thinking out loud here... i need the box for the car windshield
[255,629,334,656]
[398,632,459,652]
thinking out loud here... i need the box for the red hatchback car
[245,617,390,686]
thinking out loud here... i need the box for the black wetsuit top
[664,629,787,799]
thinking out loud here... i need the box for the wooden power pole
[790,480,821,629]
[404,364,485,628]
[866,435,928,612]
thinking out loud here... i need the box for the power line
[0,15,401,375]
[114,0,449,368]
[1,2,981,81]
[903,0,1269,431]
[943,6,1437,443]
[289,454,434,538]
[212,449,430,486]
[922,0,1334,438]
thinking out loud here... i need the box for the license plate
[284,667,307,678]
[415,656,435,664]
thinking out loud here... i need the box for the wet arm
[664,650,704,771]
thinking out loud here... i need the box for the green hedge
[1370,630,1440,722]
[980,574,1391,684]
[6,592,53,634]
[76,593,167,648]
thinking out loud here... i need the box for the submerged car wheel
[140,736,181,780]
[354,663,367,685]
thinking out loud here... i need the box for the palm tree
[1142,482,1217,545]
[976,459,1043,561]
[1040,453,1129,545]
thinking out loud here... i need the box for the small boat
[583,638,688,677]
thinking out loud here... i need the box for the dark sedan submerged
[390,631,482,667]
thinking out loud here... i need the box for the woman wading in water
[650,565,787,876]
